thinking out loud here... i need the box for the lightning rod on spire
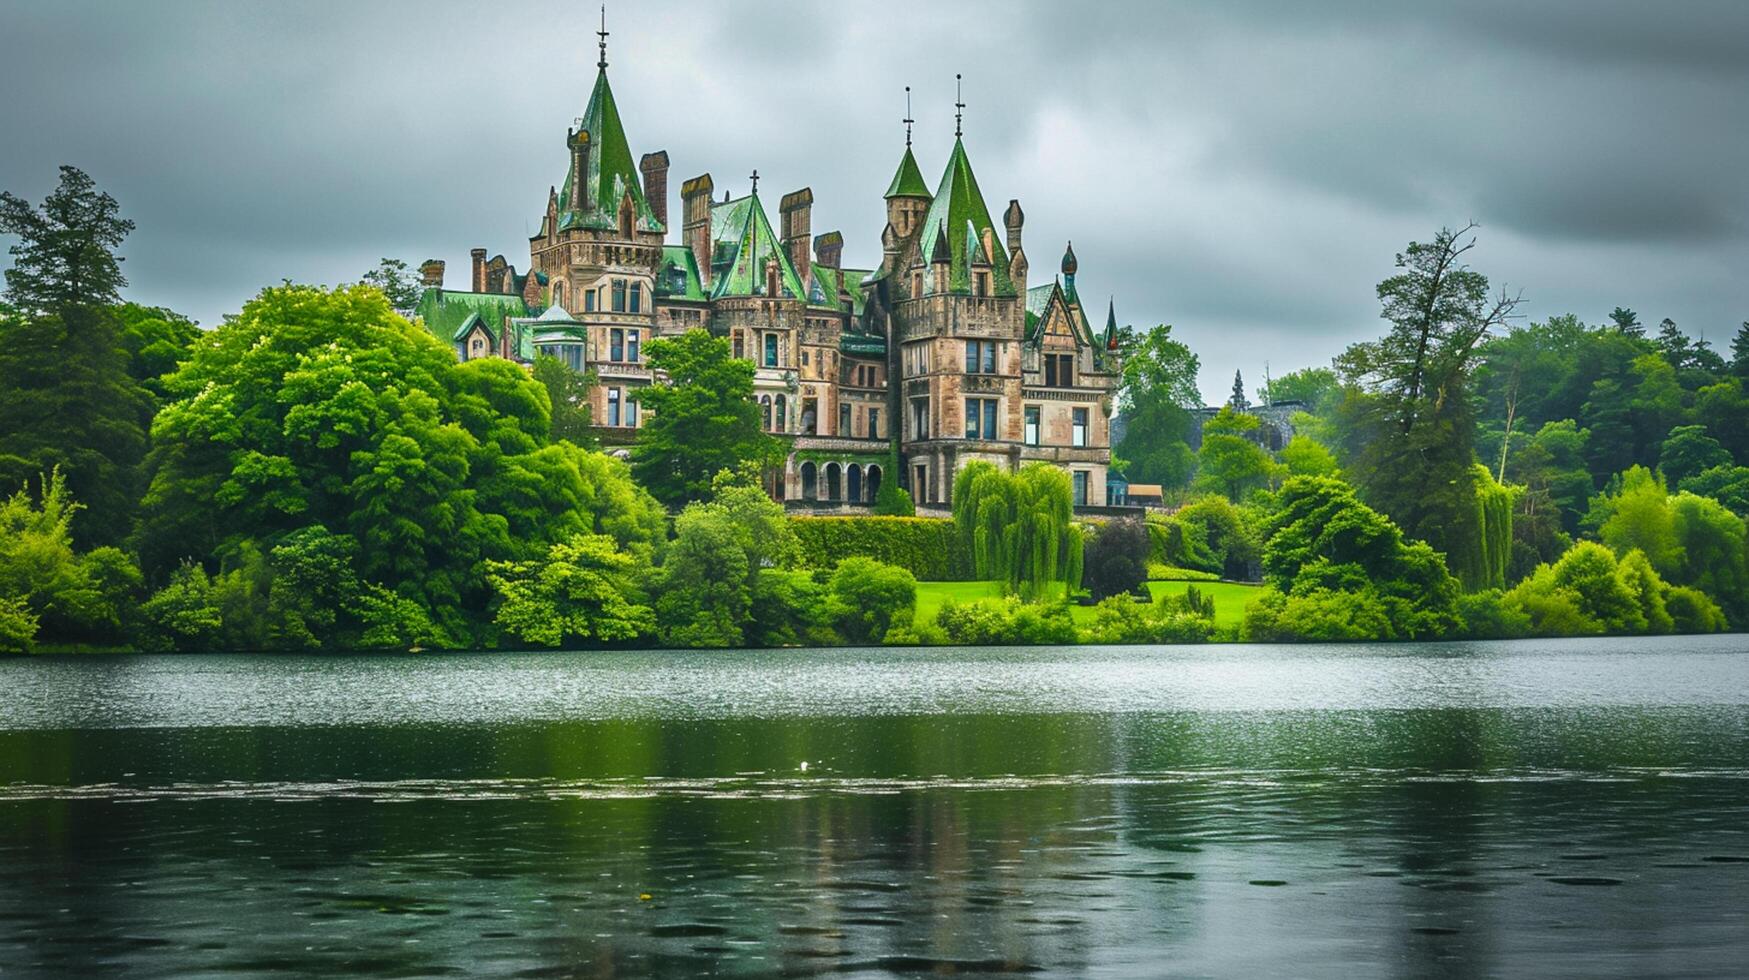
[596,5,609,69]
[954,74,965,138]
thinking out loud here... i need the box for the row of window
[934,399,1088,446]
[608,328,640,363]
[582,278,643,314]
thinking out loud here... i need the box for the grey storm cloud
[2,0,1746,402]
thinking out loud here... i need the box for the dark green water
[1,637,1746,978]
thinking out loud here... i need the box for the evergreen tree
[0,167,152,545]
[1608,307,1642,337]
[1730,322,1749,377]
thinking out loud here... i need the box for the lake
[1,636,1746,977]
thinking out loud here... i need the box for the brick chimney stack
[779,188,813,284]
[640,151,670,229]
[681,173,715,288]
[419,259,445,288]
[470,248,488,293]
[813,230,843,270]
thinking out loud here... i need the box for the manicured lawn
[914,580,1004,626]
[1144,579,1265,630]
[915,578,1266,632]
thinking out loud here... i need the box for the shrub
[935,597,1077,645]
[1082,518,1151,601]
[873,480,915,516]
[1454,589,1531,640]
[747,570,837,647]
[1079,594,1214,644]
[1665,586,1728,634]
[826,557,917,644]
[790,516,968,580]
[1240,586,1396,642]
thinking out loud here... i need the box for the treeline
[2,167,1745,652]
[1103,221,1748,641]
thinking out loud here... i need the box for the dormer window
[974,271,989,296]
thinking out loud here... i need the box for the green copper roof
[654,245,707,301]
[916,139,1014,297]
[708,193,806,301]
[555,67,663,235]
[884,146,931,199]
[414,288,532,349]
[1060,269,1097,344]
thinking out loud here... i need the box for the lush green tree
[359,258,425,310]
[1680,465,1749,516]
[114,302,202,402]
[486,533,653,647]
[1279,434,1339,477]
[0,468,142,647]
[136,284,660,642]
[826,557,917,644]
[1669,492,1749,626]
[0,168,154,546]
[1173,495,1260,580]
[1257,367,1340,415]
[746,570,836,648]
[1608,307,1643,336]
[1730,322,1749,377]
[1666,586,1729,633]
[1659,425,1731,485]
[0,165,133,311]
[952,462,1083,598]
[1113,324,1201,488]
[1082,517,1150,601]
[1334,225,1519,588]
[631,329,780,508]
[1259,475,1463,638]
[1241,585,1396,642]
[651,504,750,648]
[1194,408,1278,501]
[1502,541,1695,637]
[1694,378,1749,464]
[531,354,596,447]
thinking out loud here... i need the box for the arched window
[761,395,772,431]
[800,461,817,500]
[866,465,882,502]
[847,464,863,503]
[825,462,842,501]
[774,394,787,433]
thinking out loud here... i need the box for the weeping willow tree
[952,461,1083,598]
[1453,463,1517,591]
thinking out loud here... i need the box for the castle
[414,27,1124,512]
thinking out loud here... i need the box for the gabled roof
[1023,278,1098,348]
[414,288,532,347]
[707,192,806,301]
[884,146,931,199]
[555,67,663,235]
[452,311,490,343]
[654,245,707,301]
[916,138,1014,296]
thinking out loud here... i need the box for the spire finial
[749,168,759,195]
[596,5,609,69]
[954,74,965,138]
[903,86,914,148]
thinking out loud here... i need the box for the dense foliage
[3,168,1744,654]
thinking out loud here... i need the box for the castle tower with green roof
[424,47,1119,511]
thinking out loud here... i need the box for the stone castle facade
[414,37,1123,511]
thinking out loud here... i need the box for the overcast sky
[3,1,1746,403]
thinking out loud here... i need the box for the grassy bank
[913,579,1266,632]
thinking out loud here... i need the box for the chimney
[419,259,445,288]
[814,230,843,270]
[779,188,813,284]
[1004,199,1024,254]
[681,173,715,287]
[639,151,670,229]
[470,248,488,293]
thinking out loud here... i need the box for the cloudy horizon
[2,0,1745,403]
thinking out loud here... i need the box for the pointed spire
[903,85,914,148]
[1106,297,1119,350]
[596,4,609,70]
[1061,240,1077,276]
[954,73,965,138]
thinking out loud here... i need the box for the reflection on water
[0,636,1746,977]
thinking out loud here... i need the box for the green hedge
[790,516,971,580]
